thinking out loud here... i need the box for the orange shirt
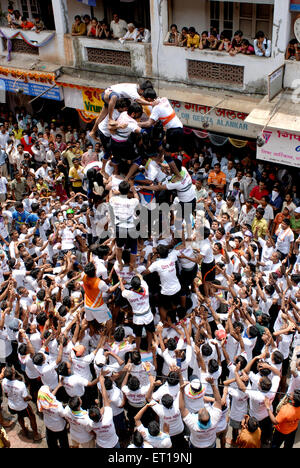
[275,403,300,434]
[83,274,104,310]
[207,170,226,192]
[236,427,261,448]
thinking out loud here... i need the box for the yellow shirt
[252,217,268,238]
[187,34,200,48]
[69,165,84,187]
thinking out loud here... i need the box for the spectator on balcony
[164,24,180,46]
[87,17,100,38]
[119,23,138,43]
[187,27,200,51]
[240,39,255,55]
[285,39,300,61]
[32,15,45,33]
[135,25,151,43]
[71,15,87,36]
[254,31,271,58]
[198,31,210,50]
[179,27,188,47]
[20,16,35,31]
[83,14,91,31]
[207,30,221,51]
[110,13,128,39]
[9,9,22,28]
[98,20,112,40]
[218,31,231,52]
[6,3,15,27]
[229,30,243,56]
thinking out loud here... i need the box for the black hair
[4,367,14,380]
[84,262,96,278]
[167,371,179,386]
[143,88,157,100]
[113,326,125,342]
[131,351,142,365]
[116,98,131,110]
[104,376,113,391]
[139,80,153,91]
[32,352,44,366]
[166,338,177,351]
[88,406,101,422]
[56,361,69,377]
[119,180,130,195]
[128,375,140,391]
[260,376,272,392]
[68,396,81,411]
[156,244,169,259]
[235,355,247,370]
[18,343,27,356]
[133,430,144,447]
[148,421,160,437]
[272,350,284,365]
[208,358,219,374]
[127,103,143,117]
[247,416,259,433]
[36,311,47,326]
[36,289,46,301]
[248,326,259,338]
[131,276,142,291]
[161,394,173,409]
[58,305,68,318]
[201,343,213,357]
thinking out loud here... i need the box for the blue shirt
[12,210,30,232]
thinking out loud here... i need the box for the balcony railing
[72,36,152,78]
[157,45,284,94]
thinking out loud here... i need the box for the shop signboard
[257,128,300,167]
[170,100,259,138]
[0,77,63,101]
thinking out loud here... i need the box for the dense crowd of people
[0,79,299,450]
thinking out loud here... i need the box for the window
[210,1,234,37]
[20,0,41,19]
[239,3,273,40]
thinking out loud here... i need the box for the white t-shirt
[150,97,183,130]
[63,374,89,397]
[228,386,249,422]
[246,387,275,421]
[2,378,28,411]
[275,226,294,255]
[112,111,139,142]
[148,250,181,295]
[199,238,214,263]
[70,350,95,381]
[122,383,150,408]
[110,195,139,229]
[34,353,59,390]
[183,406,222,448]
[151,398,184,436]
[88,406,118,448]
[122,280,152,325]
[166,168,196,203]
[137,423,172,448]
[109,83,139,101]
[62,406,93,443]
[98,110,120,137]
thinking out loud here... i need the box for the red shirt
[249,186,269,207]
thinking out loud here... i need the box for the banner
[82,89,104,114]
[290,0,300,11]
[257,129,300,168]
[170,100,259,138]
[0,77,62,101]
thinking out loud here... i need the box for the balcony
[0,27,63,65]
[70,36,152,79]
[155,45,285,94]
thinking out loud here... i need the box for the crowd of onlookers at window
[71,13,151,43]
[164,26,272,57]
[6,6,45,32]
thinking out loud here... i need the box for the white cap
[245,230,253,237]
[95,352,106,366]
[190,377,201,390]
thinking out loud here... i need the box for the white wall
[170,0,208,33]
[66,0,105,24]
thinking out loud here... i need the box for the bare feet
[33,432,43,441]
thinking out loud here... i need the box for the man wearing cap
[179,376,222,448]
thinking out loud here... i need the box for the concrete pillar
[150,0,169,79]
[272,0,291,59]
[51,0,73,66]
[52,0,69,34]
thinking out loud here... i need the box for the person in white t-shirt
[119,275,154,352]
[275,218,294,257]
[144,244,182,321]
[180,376,222,448]
[135,402,172,448]
[62,396,95,448]
[150,395,187,447]
[88,373,120,448]
[37,383,69,448]
[1,366,42,441]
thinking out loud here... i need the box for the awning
[245,94,300,132]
